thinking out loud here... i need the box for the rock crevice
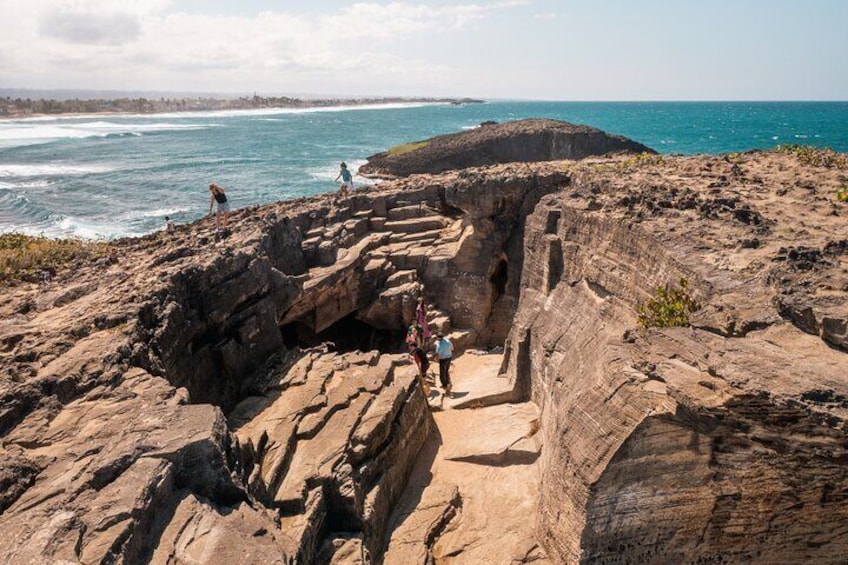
[2,134,848,564]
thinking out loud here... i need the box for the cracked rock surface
[1,142,848,564]
[503,151,848,563]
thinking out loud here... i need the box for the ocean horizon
[1,100,846,240]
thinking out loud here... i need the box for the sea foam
[0,121,217,149]
[0,163,114,178]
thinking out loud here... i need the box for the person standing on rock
[208,182,230,231]
[415,297,431,347]
[433,332,453,396]
[334,162,354,198]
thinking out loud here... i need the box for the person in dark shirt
[208,182,230,231]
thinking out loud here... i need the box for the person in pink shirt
[415,297,431,347]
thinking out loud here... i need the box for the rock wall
[0,161,568,564]
[503,155,848,564]
[2,148,848,564]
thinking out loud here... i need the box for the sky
[0,0,846,100]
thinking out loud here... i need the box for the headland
[1,120,847,564]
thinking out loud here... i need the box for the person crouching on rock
[409,343,431,397]
[433,332,453,396]
[334,162,354,198]
[208,183,229,231]
[406,324,420,349]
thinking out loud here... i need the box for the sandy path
[383,353,550,564]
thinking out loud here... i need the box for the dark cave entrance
[281,313,406,354]
[491,258,509,302]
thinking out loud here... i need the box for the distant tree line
[0,95,483,117]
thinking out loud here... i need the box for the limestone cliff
[502,152,848,563]
[358,118,655,178]
[1,140,847,564]
[0,160,566,563]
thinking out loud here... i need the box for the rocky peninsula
[358,118,655,177]
[1,120,847,564]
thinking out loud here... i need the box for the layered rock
[1,138,847,565]
[227,349,432,561]
[359,118,655,177]
[502,152,848,563]
[0,155,568,562]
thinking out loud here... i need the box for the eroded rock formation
[358,118,655,178]
[1,138,847,564]
[501,152,848,563]
[0,158,568,563]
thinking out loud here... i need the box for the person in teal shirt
[335,162,354,198]
[433,333,453,395]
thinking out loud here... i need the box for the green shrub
[387,141,429,156]
[0,232,113,285]
[637,277,700,328]
[775,144,847,168]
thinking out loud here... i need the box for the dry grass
[0,233,113,285]
[589,152,665,172]
[387,140,430,156]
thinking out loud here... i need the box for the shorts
[341,181,352,190]
[217,202,230,213]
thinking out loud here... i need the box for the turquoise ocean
[1,100,846,239]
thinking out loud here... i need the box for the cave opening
[281,313,406,354]
[491,258,509,302]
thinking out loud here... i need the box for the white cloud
[0,1,525,93]
[40,12,142,45]
[321,1,529,39]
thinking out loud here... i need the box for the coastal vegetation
[387,140,430,156]
[776,143,847,168]
[0,95,483,118]
[617,152,665,170]
[0,232,113,285]
[637,277,700,328]
[588,152,665,173]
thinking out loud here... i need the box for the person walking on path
[208,182,230,231]
[415,297,431,347]
[334,162,354,198]
[409,343,431,397]
[433,332,453,396]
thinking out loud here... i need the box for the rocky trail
[384,353,549,564]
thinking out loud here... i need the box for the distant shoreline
[0,95,485,120]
